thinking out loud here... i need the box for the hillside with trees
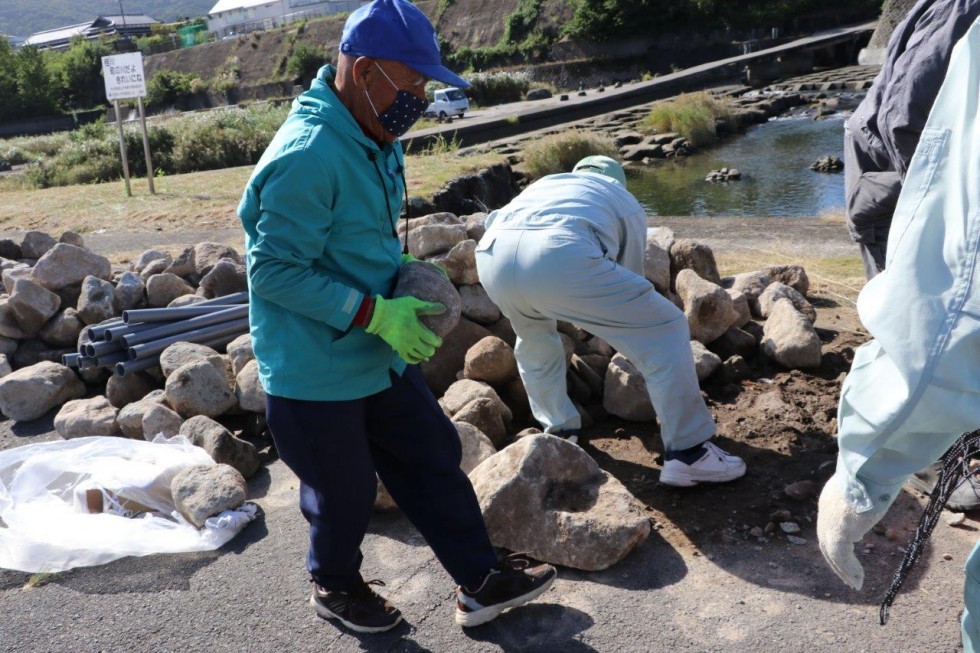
[0,0,214,37]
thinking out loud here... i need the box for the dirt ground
[584,303,864,553]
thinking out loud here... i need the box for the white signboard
[101,52,147,101]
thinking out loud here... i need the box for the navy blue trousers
[266,366,498,591]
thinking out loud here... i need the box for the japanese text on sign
[101,53,147,101]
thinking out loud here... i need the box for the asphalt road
[0,409,974,653]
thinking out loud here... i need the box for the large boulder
[643,235,671,294]
[409,223,468,258]
[159,342,222,378]
[420,318,492,397]
[761,299,822,369]
[172,464,247,528]
[762,264,810,296]
[113,272,146,312]
[7,279,61,334]
[117,389,168,438]
[675,269,739,344]
[198,260,248,299]
[226,334,254,375]
[235,359,266,413]
[603,354,654,422]
[690,340,722,382]
[470,434,651,571]
[31,244,111,290]
[146,273,195,308]
[20,231,57,259]
[758,281,816,323]
[726,271,772,317]
[54,396,120,438]
[105,371,158,409]
[428,239,479,286]
[193,242,242,277]
[669,239,721,288]
[141,403,184,440]
[458,284,501,325]
[392,260,461,338]
[0,361,85,422]
[165,359,238,418]
[76,276,117,326]
[454,397,509,448]
[463,336,518,385]
[179,415,260,479]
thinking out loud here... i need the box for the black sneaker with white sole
[310,579,402,633]
[455,553,557,627]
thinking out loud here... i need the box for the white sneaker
[660,441,746,487]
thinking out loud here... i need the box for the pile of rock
[810,155,843,172]
[705,167,742,182]
[0,231,252,527]
[0,216,823,567]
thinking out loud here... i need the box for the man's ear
[351,56,373,90]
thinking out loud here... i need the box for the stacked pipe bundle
[62,292,250,377]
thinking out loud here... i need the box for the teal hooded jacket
[237,65,407,401]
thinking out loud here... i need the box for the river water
[627,116,847,218]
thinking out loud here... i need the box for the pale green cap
[572,155,626,185]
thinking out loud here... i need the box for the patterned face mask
[364,63,429,138]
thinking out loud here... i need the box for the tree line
[0,36,110,123]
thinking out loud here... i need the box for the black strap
[880,429,980,625]
[400,168,410,255]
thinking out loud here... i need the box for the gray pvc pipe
[77,356,98,369]
[115,356,160,377]
[85,318,125,342]
[128,317,250,360]
[122,305,249,348]
[103,320,174,342]
[84,339,126,358]
[95,351,129,366]
[62,353,81,367]
[122,304,239,324]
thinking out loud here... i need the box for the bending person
[475,156,746,487]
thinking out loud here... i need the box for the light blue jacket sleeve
[617,198,647,277]
[244,147,364,331]
[835,17,980,514]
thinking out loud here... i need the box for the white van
[425,87,469,119]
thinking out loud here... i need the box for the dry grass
[818,207,846,223]
[522,130,619,180]
[0,150,504,236]
[716,250,866,304]
[638,92,739,147]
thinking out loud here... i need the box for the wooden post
[113,99,132,197]
[137,96,155,194]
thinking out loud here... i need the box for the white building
[207,0,366,38]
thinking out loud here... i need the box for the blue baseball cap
[339,0,470,89]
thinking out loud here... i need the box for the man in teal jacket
[238,0,556,633]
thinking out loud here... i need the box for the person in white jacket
[817,16,980,650]
[475,156,746,487]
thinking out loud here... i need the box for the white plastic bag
[0,435,257,573]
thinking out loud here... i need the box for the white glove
[816,472,890,590]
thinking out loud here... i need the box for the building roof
[24,22,92,47]
[24,15,160,49]
[209,0,278,15]
[100,15,160,26]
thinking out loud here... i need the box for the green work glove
[365,295,445,364]
[400,253,450,280]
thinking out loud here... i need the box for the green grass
[522,131,619,180]
[639,92,739,147]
